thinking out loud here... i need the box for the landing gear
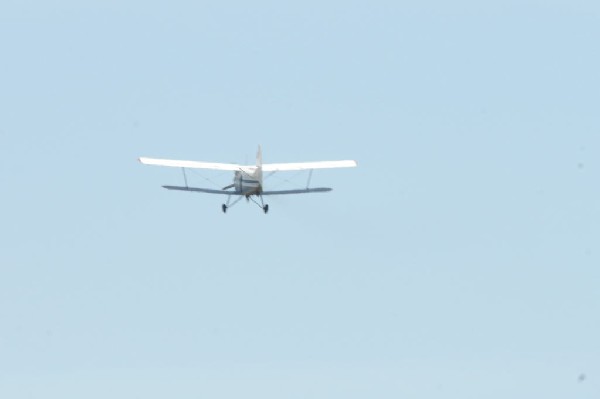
[246,194,269,214]
[258,195,268,214]
[221,195,243,214]
[222,195,269,214]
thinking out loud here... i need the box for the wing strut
[306,169,313,189]
[182,168,188,188]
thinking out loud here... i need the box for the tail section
[256,145,262,168]
[255,145,263,185]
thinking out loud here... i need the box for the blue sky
[1,1,599,398]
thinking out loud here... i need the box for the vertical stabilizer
[255,145,263,184]
[256,145,262,168]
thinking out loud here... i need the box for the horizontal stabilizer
[162,186,332,196]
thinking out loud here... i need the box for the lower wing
[162,186,332,195]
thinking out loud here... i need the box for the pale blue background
[1,1,599,398]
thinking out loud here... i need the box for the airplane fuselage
[234,169,262,196]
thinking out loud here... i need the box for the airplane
[139,146,357,213]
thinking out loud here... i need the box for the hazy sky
[1,1,599,398]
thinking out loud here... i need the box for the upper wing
[261,160,357,172]
[139,157,245,171]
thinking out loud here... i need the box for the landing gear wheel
[222,204,227,213]
[263,204,269,214]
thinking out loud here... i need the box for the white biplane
[139,146,357,213]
